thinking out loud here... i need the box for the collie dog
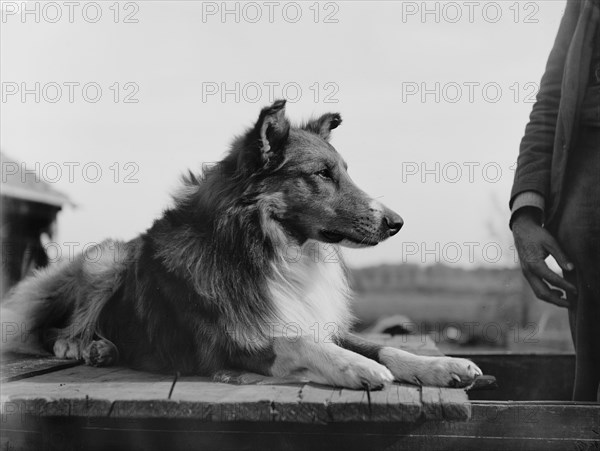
[2,100,481,389]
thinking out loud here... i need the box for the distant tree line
[349,263,524,295]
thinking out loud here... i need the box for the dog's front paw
[380,348,482,388]
[334,354,394,390]
[416,356,482,388]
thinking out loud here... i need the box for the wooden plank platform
[1,335,469,424]
[1,334,599,450]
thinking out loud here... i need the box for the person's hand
[512,207,576,308]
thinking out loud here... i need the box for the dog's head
[230,100,403,248]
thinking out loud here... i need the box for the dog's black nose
[384,213,404,236]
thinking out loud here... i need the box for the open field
[353,290,573,353]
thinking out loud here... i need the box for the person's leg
[564,266,600,401]
[557,126,600,401]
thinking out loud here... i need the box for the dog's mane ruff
[170,170,202,202]
[152,149,295,351]
[266,241,354,340]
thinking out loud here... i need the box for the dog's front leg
[338,334,482,388]
[269,336,393,389]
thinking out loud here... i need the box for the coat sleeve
[509,0,581,210]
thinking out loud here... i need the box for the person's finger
[544,236,575,272]
[530,262,577,294]
[526,272,570,308]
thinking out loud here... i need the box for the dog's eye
[315,168,333,180]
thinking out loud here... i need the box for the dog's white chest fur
[267,241,353,339]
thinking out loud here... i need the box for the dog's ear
[236,100,290,174]
[303,113,342,140]
[252,99,290,165]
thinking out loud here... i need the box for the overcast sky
[1,1,565,268]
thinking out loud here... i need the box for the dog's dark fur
[2,101,481,389]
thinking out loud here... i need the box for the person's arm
[510,0,581,208]
[512,206,576,307]
[509,191,545,228]
[510,0,581,307]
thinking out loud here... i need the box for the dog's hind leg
[52,337,84,360]
[82,339,119,367]
[41,328,83,360]
[45,328,118,367]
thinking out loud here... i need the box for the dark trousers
[556,116,600,401]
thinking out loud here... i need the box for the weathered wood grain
[328,388,368,422]
[421,387,443,419]
[4,402,595,451]
[0,355,81,383]
[439,387,471,420]
[269,383,305,422]
[293,384,336,424]
[468,401,600,439]
[365,383,421,422]
[394,384,423,421]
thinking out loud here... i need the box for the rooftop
[1,152,71,208]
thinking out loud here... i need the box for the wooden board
[1,402,597,451]
[452,353,574,401]
[0,366,470,423]
[0,354,82,383]
[0,361,472,425]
